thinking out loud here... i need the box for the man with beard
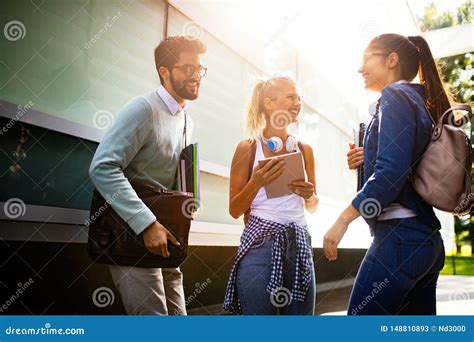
[89,36,207,315]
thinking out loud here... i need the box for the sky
[172,0,471,122]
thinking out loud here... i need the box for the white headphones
[261,134,298,153]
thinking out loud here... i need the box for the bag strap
[297,141,308,174]
[439,104,472,125]
[247,139,257,180]
[422,103,472,126]
[244,139,257,224]
[183,111,187,147]
[297,141,303,153]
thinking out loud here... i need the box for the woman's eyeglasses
[362,52,388,64]
[172,64,208,78]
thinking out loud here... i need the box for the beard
[170,74,199,100]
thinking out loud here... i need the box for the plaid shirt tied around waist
[224,215,313,314]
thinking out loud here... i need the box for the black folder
[355,123,366,191]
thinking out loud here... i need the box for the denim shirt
[351,82,441,229]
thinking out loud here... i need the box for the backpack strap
[297,141,308,175]
[297,141,303,153]
[247,139,257,180]
[439,104,472,125]
[243,139,257,225]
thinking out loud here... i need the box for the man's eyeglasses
[172,64,208,78]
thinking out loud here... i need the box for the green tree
[418,2,455,31]
[457,0,473,24]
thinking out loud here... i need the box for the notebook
[258,151,305,199]
[178,143,200,203]
[353,123,366,191]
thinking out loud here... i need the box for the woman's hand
[288,180,315,200]
[323,205,360,261]
[323,218,349,261]
[251,158,285,186]
[347,143,364,170]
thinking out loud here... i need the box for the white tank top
[250,139,307,226]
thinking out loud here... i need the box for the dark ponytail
[369,33,452,122]
[407,36,452,121]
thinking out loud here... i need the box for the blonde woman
[223,75,319,315]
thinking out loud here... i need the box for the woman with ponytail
[223,75,319,315]
[324,34,450,315]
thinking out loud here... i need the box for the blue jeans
[348,216,445,315]
[236,228,316,315]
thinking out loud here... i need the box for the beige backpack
[411,104,473,216]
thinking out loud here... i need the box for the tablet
[258,151,305,199]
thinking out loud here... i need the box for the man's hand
[142,221,180,257]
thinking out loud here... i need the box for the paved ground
[189,275,473,315]
[321,275,474,315]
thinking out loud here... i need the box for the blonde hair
[246,75,295,139]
